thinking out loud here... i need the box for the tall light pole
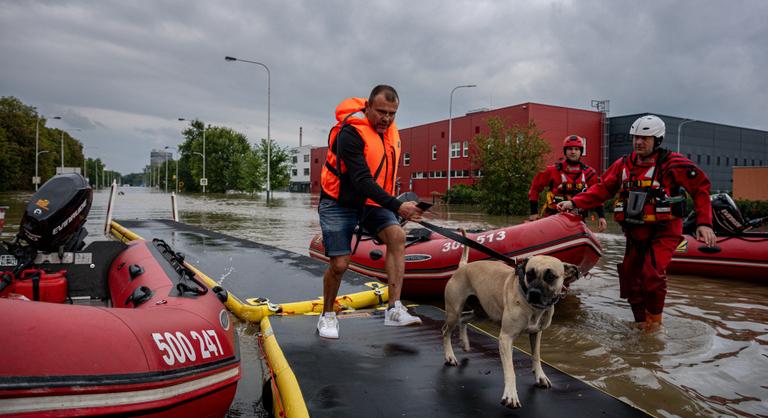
[225,56,271,203]
[164,150,169,193]
[447,84,476,190]
[165,146,179,193]
[676,119,696,154]
[34,115,61,190]
[179,118,206,193]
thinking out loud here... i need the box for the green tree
[474,117,550,215]
[253,138,291,192]
[0,96,86,191]
[178,120,252,193]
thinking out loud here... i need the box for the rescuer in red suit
[558,115,716,331]
[528,135,607,232]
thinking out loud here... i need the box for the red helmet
[562,135,585,154]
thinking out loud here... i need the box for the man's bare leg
[323,255,350,313]
[378,225,406,305]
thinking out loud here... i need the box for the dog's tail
[458,228,469,268]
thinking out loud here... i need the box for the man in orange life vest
[317,85,424,339]
[558,115,716,331]
[528,135,607,232]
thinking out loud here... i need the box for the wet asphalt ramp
[271,305,650,417]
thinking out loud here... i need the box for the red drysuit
[571,149,712,321]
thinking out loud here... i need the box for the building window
[744,158,747,166]
[752,159,756,166]
[475,126,480,134]
[431,145,437,160]
[582,137,588,156]
[314,158,319,163]
[403,152,411,166]
[687,153,692,160]
[292,156,298,164]
[304,154,310,162]
[697,155,701,164]
[726,157,729,166]
[450,142,461,158]
[463,141,469,157]
[707,155,711,165]
[717,156,720,166]
[292,169,297,176]
[303,168,310,176]
[441,131,445,138]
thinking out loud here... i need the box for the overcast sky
[2,1,766,174]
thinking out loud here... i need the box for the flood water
[1,188,766,418]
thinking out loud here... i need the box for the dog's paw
[534,374,552,388]
[460,342,471,352]
[444,356,459,367]
[501,395,522,409]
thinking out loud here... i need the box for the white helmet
[629,115,665,138]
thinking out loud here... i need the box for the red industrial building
[310,102,604,198]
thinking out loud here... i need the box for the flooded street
[2,188,766,417]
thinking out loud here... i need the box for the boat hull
[0,239,240,417]
[669,233,768,281]
[309,213,603,297]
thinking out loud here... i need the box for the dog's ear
[515,258,529,279]
[562,263,580,286]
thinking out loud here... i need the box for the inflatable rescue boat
[309,212,603,297]
[0,174,240,417]
[669,194,768,282]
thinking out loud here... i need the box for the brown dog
[442,238,579,409]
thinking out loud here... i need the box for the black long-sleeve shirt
[329,126,402,213]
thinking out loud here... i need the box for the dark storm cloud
[1,0,765,173]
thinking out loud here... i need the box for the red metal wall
[310,147,326,194]
[309,102,603,199]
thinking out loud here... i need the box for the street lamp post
[447,84,476,190]
[178,118,206,193]
[164,151,169,193]
[225,56,271,203]
[676,119,696,154]
[165,146,179,193]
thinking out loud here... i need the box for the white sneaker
[317,313,339,339]
[384,301,422,326]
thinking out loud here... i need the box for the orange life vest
[613,151,685,225]
[320,97,401,208]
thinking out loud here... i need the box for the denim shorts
[318,197,400,257]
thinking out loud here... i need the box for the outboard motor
[710,193,747,235]
[19,173,92,253]
[683,193,750,236]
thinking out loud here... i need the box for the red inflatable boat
[0,174,239,417]
[669,193,768,282]
[669,232,768,281]
[309,213,603,297]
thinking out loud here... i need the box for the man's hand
[696,225,717,247]
[556,201,574,212]
[527,214,540,222]
[398,201,424,222]
[598,217,607,233]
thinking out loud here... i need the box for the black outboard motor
[19,173,93,253]
[710,193,747,235]
[683,193,749,236]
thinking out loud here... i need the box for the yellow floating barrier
[259,316,309,418]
